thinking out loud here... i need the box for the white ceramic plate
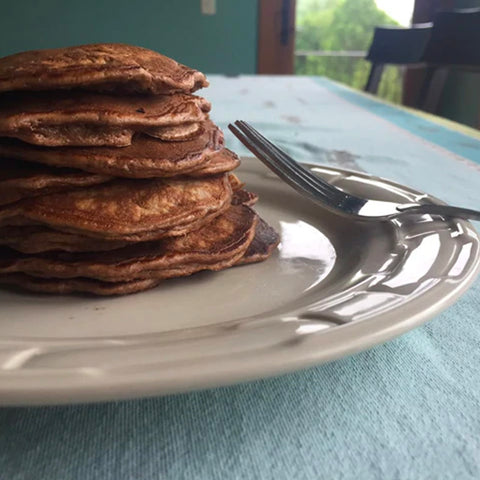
[0,159,479,405]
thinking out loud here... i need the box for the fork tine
[233,121,331,195]
[230,122,480,222]
[228,123,341,208]
[235,121,345,200]
[231,121,346,205]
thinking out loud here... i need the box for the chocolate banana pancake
[227,172,244,191]
[188,149,240,177]
[0,226,130,253]
[0,92,210,147]
[0,174,233,242]
[0,274,162,296]
[0,209,280,295]
[0,205,257,282]
[150,122,203,142]
[0,158,111,206]
[0,149,240,207]
[226,172,258,206]
[0,44,208,95]
[0,189,256,253]
[238,218,280,265]
[231,189,258,207]
[0,120,223,178]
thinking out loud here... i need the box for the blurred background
[0,0,478,128]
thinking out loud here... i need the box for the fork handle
[397,204,480,221]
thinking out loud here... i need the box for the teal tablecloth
[1,76,480,480]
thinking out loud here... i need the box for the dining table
[1,75,480,480]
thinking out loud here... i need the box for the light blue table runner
[1,76,479,480]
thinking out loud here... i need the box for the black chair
[364,24,432,94]
[418,8,480,112]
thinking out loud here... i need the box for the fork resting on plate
[228,121,480,222]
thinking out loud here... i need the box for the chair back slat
[422,8,480,66]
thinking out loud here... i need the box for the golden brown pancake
[238,218,280,264]
[0,209,279,295]
[0,120,223,178]
[0,274,162,296]
[149,122,202,142]
[227,172,244,191]
[0,174,233,242]
[226,172,258,205]
[0,225,130,253]
[0,44,208,95]
[0,149,239,206]
[0,189,256,253]
[0,92,210,147]
[231,189,258,207]
[0,205,257,282]
[189,149,240,177]
[0,158,111,206]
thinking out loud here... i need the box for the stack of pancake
[0,44,279,295]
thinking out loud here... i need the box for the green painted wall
[0,0,258,75]
[439,0,480,128]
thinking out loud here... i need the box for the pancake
[0,149,239,206]
[0,189,256,253]
[0,174,233,242]
[0,226,130,253]
[0,92,210,147]
[238,218,280,264]
[227,171,258,206]
[0,210,279,295]
[0,158,111,206]
[189,149,240,177]
[231,189,258,207]
[0,274,162,296]
[0,43,208,95]
[0,120,223,178]
[0,205,257,282]
[149,122,202,142]
[227,172,244,191]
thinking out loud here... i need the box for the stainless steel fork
[228,120,480,221]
